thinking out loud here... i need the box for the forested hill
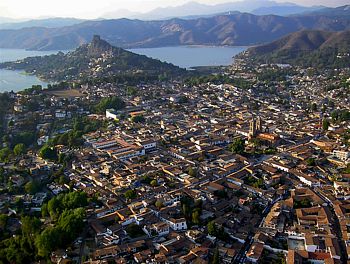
[0,35,185,81]
[242,30,350,68]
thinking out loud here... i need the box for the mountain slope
[244,30,350,68]
[0,35,185,81]
[0,12,349,51]
[103,0,323,20]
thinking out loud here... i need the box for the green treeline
[0,191,87,263]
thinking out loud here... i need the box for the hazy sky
[1,0,348,19]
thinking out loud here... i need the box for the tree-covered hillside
[0,35,185,81]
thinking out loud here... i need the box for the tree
[36,208,85,258]
[48,197,61,219]
[21,216,41,241]
[13,143,26,156]
[39,145,57,161]
[250,138,261,148]
[0,147,11,162]
[41,203,48,218]
[58,175,68,185]
[0,236,33,263]
[276,252,287,264]
[192,210,200,225]
[126,223,144,238]
[182,203,190,218]
[35,227,60,257]
[12,131,35,147]
[343,164,350,174]
[126,86,137,96]
[306,158,316,166]
[140,175,152,184]
[24,180,41,194]
[207,221,217,236]
[178,96,189,104]
[124,189,137,200]
[0,214,8,229]
[8,120,14,127]
[311,103,318,112]
[188,167,197,177]
[322,119,330,131]
[229,138,245,154]
[150,179,158,187]
[294,198,311,209]
[94,96,125,114]
[61,191,88,209]
[212,247,220,264]
[155,200,164,209]
[57,208,85,243]
[131,115,145,123]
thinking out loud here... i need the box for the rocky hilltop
[0,35,185,81]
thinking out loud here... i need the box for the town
[0,58,349,264]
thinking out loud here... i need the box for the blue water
[129,46,247,69]
[0,69,49,92]
[0,48,61,92]
[0,46,247,92]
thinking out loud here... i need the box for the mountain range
[102,0,325,20]
[244,29,350,68]
[0,35,184,81]
[0,9,350,51]
[0,1,328,30]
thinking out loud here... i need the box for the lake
[0,46,247,92]
[0,48,59,92]
[129,46,247,69]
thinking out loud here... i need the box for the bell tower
[249,117,256,138]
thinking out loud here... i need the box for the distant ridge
[0,17,84,30]
[244,30,350,68]
[0,12,350,51]
[301,5,350,17]
[102,0,326,20]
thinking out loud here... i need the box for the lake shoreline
[0,46,248,92]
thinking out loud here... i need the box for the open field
[44,89,84,98]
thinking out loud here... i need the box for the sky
[0,0,348,19]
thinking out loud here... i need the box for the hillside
[0,35,185,81]
[0,12,350,51]
[244,30,350,68]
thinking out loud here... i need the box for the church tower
[249,117,257,138]
[256,116,262,132]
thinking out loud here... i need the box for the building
[246,242,264,263]
[106,109,118,120]
[333,150,350,162]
